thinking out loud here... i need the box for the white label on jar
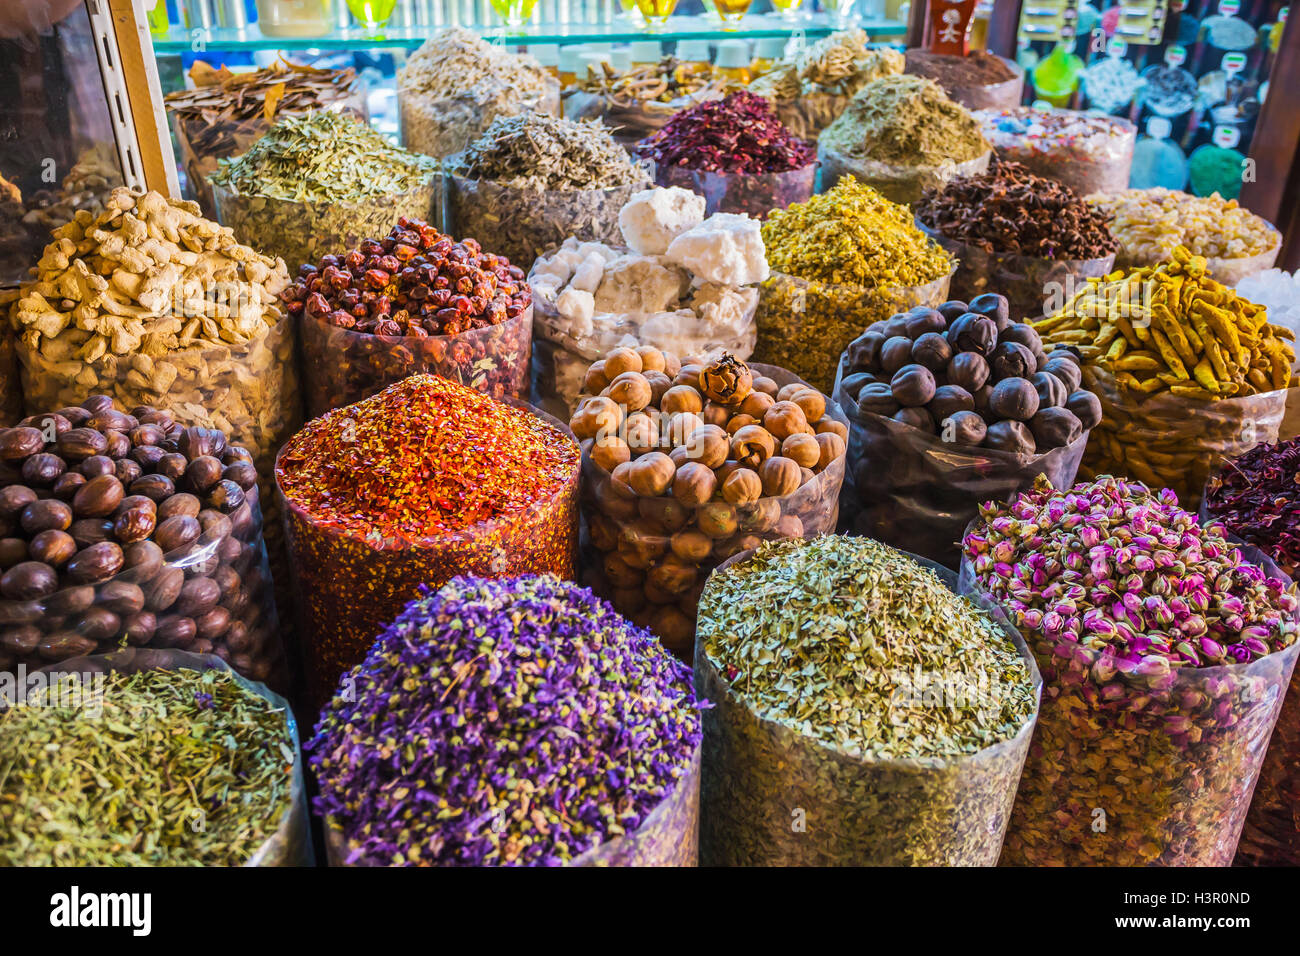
[1219,0,1241,15]
[1222,51,1247,73]
[1213,125,1241,148]
[1165,44,1186,65]
[1107,37,1128,57]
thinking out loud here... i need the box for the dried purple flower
[634,91,815,175]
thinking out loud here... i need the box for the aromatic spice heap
[1,667,295,866]
[966,475,1300,865]
[573,349,846,652]
[1205,439,1300,580]
[310,575,703,866]
[212,111,438,204]
[1082,56,1143,112]
[450,114,643,191]
[695,535,1038,866]
[750,29,902,101]
[277,376,580,709]
[0,395,283,684]
[636,91,816,175]
[819,74,990,168]
[974,106,1136,197]
[905,49,1016,89]
[916,160,1117,260]
[1086,188,1279,268]
[755,177,953,392]
[574,57,728,108]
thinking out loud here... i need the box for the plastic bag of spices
[974,107,1136,199]
[30,648,311,866]
[299,305,532,418]
[754,268,954,395]
[960,506,1300,866]
[695,540,1042,866]
[1081,366,1285,512]
[652,162,818,220]
[399,78,561,160]
[446,173,648,273]
[817,143,991,207]
[918,224,1116,320]
[212,179,442,276]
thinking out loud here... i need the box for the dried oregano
[449,113,643,191]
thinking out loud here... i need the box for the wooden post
[102,0,177,196]
[984,0,1024,59]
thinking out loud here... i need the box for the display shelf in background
[150,13,906,51]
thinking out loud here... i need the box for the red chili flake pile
[277,374,579,542]
[280,216,531,337]
[1205,438,1300,580]
[635,90,816,175]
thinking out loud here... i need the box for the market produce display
[1086,188,1281,284]
[749,29,904,139]
[818,74,992,204]
[285,217,532,416]
[277,375,580,710]
[397,28,558,159]
[635,92,817,220]
[903,49,1023,110]
[974,106,1136,198]
[1204,439,1300,866]
[0,657,304,866]
[164,58,363,218]
[755,177,953,393]
[573,350,846,654]
[446,113,650,269]
[1036,246,1296,505]
[210,111,440,274]
[915,159,1117,317]
[530,189,766,416]
[0,395,285,684]
[310,575,702,866]
[1236,269,1300,353]
[964,475,1300,865]
[565,57,731,147]
[838,294,1097,566]
[696,535,1039,866]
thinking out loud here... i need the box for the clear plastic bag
[299,306,532,418]
[212,179,442,275]
[834,361,1089,569]
[578,364,846,657]
[696,552,1041,866]
[1081,366,1286,511]
[918,221,1117,320]
[817,143,992,207]
[171,94,368,219]
[529,279,758,420]
[753,267,954,395]
[447,171,648,273]
[976,108,1136,198]
[652,163,817,220]
[399,79,561,160]
[324,745,700,867]
[277,401,580,712]
[34,648,311,866]
[0,493,287,690]
[959,539,1300,866]
[1113,223,1282,285]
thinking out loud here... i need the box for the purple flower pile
[965,475,1299,671]
[308,575,703,866]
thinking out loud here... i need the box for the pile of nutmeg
[571,348,848,653]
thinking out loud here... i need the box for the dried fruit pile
[635,91,816,175]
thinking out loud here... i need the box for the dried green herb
[694,535,1040,866]
[450,114,644,192]
[0,666,297,866]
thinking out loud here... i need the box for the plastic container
[299,306,532,418]
[0,491,286,690]
[324,745,701,867]
[578,363,846,656]
[211,178,442,275]
[817,143,992,207]
[975,107,1136,198]
[652,162,817,220]
[398,77,561,160]
[917,222,1117,320]
[696,551,1041,866]
[1080,366,1286,512]
[753,267,954,395]
[833,360,1090,570]
[34,648,311,866]
[960,540,1300,866]
[529,271,758,419]
[277,400,580,712]
[447,172,648,273]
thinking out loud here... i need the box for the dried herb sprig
[450,113,643,191]
[0,667,295,866]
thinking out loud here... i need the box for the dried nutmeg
[627,453,675,497]
[759,456,802,497]
[731,424,776,469]
[672,461,717,507]
[698,354,754,406]
[721,468,762,505]
[686,425,730,469]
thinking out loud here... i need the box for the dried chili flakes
[635,90,815,175]
[1205,438,1300,580]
